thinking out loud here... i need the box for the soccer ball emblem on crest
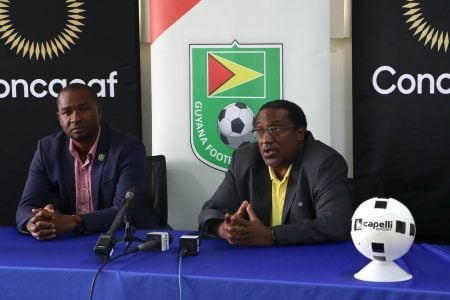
[217,102,255,149]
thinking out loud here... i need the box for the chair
[347,177,385,212]
[145,155,170,228]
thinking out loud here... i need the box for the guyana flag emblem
[190,41,282,171]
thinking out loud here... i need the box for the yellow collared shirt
[268,164,293,226]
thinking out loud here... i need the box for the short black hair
[56,83,98,108]
[257,99,307,128]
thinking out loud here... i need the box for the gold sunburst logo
[402,0,449,53]
[0,0,85,60]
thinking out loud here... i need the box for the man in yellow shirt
[198,100,351,246]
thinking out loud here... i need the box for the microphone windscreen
[146,232,173,251]
[179,234,200,256]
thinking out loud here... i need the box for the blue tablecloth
[0,227,449,300]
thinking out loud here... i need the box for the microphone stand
[115,214,145,252]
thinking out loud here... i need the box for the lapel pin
[98,153,105,162]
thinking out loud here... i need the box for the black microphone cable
[89,231,173,300]
[89,250,133,300]
[89,242,152,300]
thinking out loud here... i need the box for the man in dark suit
[198,100,351,246]
[16,83,153,240]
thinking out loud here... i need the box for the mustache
[262,144,274,151]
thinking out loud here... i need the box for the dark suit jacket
[198,132,352,245]
[16,123,154,234]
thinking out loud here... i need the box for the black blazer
[198,132,352,245]
[16,123,155,233]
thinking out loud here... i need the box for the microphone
[94,187,138,260]
[129,232,173,253]
[139,232,173,252]
[179,234,200,257]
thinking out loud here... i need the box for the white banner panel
[150,0,330,229]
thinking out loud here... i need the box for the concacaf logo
[0,0,85,60]
[402,0,449,53]
[190,41,282,171]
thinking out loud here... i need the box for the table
[0,227,449,300]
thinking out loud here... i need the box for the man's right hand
[215,200,250,240]
[26,205,56,240]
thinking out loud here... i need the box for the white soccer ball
[351,197,416,262]
[218,102,255,149]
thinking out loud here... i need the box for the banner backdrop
[0,0,141,225]
[150,0,330,229]
[353,0,450,243]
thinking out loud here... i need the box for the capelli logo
[0,0,85,61]
[353,219,393,231]
[402,0,449,53]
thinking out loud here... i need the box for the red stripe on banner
[150,0,201,44]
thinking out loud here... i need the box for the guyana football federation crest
[190,41,282,171]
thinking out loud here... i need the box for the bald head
[56,83,98,110]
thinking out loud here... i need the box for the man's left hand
[37,204,78,238]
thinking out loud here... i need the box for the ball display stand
[354,260,412,282]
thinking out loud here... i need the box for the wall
[330,38,353,177]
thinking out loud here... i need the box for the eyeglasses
[252,125,296,137]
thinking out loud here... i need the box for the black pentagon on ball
[231,118,245,134]
[234,102,248,109]
[219,132,229,144]
[409,223,416,236]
